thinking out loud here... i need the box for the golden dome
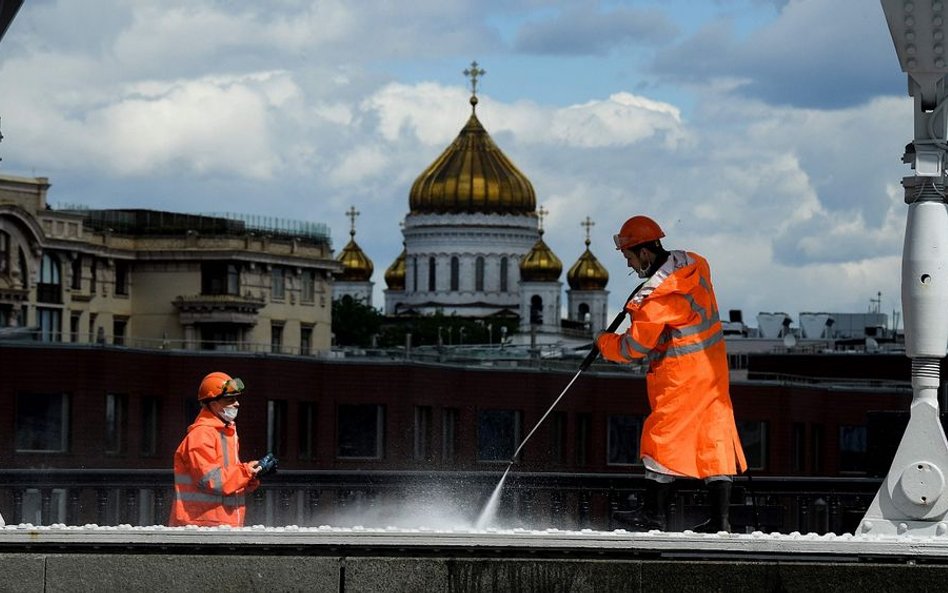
[384,246,406,290]
[520,229,562,282]
[568,238,609,290]
[409,97,536,215]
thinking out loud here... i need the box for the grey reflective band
[219,432,230,467]
[619,334,652,360]
[647,329,724,363]
[175,491,245,506]
[199,467,223,494]
[173,473,192,485]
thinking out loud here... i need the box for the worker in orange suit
[168,371,262,527]
[597,215,747,532]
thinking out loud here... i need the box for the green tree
[331,296,383,347]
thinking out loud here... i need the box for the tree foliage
[331,296,383,347]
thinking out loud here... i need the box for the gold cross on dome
[346,206,360,237]
[581,216,595,244]
[463,61,486,96]
[537,205,549,232]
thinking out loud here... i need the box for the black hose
[510,283,643,463]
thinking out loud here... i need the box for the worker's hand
[248,460,261,475]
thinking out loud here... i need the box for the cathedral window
[475,257,485,292]
[428,256,436,291]
[500,257,508,292]
[450,257,459,291]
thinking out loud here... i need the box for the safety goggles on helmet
[218,378,245,397]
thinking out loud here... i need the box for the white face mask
[219,406,239,422]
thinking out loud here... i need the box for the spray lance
[474,284,644,528]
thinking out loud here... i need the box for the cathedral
[333,63,611,345]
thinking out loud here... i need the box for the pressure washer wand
[508,284,642,464]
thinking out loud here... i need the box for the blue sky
[0,0,914,326]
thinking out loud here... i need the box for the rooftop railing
[0,469,879,535]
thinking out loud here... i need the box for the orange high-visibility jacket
[597,251,747,479]
[168,408,259,527]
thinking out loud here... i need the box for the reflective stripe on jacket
[597,250,747,479]
[168,408,258,527]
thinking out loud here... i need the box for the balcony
[172,293,266,326]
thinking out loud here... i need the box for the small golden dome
[568,238,609,290]
[337,235,373,282]
[384,246,406,290]
[409,97,536,215]
[520,229,562,282]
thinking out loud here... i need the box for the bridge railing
[0,469,880,534]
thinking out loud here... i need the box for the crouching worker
[597,216,747,532]
[169,371,276,527]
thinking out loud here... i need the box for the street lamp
[859,1,948,536]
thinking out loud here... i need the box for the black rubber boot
[612,480,672,531]
[692,480,732,533]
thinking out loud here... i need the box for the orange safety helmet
[197,371,244,402]
[613,215,665,251]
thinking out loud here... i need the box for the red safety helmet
[197,371,244,402]
[613,216,665,251]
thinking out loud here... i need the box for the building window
[548,411,567,465]
[16,393,69,452]
[298,402,316,460]
[575,413,591,467]
[70,312,81,343]
[105,393,127,454]
[428,256,436,291]
[70,256,82,290]
[201,262,240,295]
[500,257,508,292]
[607,414,641,466]
[442,407,458,463]
[271,322,284,354]
[267,400,288,457]
[737,420,768,471]
[37,307,62,343]
[271,267,286,301]
[792,422,806,473]
[414,406,433,461]
[450,257,459,291]
[301,270,316,303]
[114,261,129,296]
[89,313,97,343]
[90,258,97,293]
[337,404,384,459]
[200,324,239,351]
[141,397,160,456]
[300,324,313,356]
[412,256,418,292]
[113,317,128,346]
[477,409,521,462]
[0,231,9,275]
[811,424,825,474]
[839,424,867,474]
[475,257,485,292]
[37,252,62,303]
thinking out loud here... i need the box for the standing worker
[168,371,276,527]
[597,216,746,532]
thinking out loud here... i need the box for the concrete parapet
[4,555,948,593]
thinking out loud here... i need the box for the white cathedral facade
[333,70,611,345]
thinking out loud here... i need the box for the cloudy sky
[0,0,913,328]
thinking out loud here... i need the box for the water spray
[475,286,641,528]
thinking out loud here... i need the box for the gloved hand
[256,452,279,477]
